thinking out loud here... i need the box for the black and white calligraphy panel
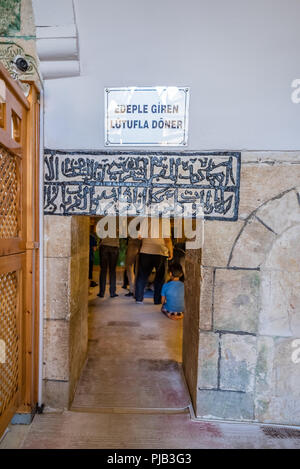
[44,151,241,220]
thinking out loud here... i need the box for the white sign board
[105,87,189,146]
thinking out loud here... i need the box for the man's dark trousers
[99,245,119,296]
[135,253,167,304]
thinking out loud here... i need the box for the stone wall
[191,152,300,425]
[42,151,300,424]
[43,215,89,408]
[182,248,201,408]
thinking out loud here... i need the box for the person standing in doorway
[135,223,173,304]
[97,237,120,298]
[124,237,141,297]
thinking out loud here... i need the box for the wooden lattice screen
[0,145,20,239]
[0,63,40,437]
[0,271,19,418]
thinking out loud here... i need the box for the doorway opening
[70,215,193,412]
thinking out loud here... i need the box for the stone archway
[195,188,300,425]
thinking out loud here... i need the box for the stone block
[78,254,89,294]
[71,216,89,257]
[255,337,300,425]
[183,257,195,288]
[70,308,83,367]
[263,225,300,273]
[229,216,276,268]
[201,220,244,267]
[196,389,254,421]
[69,312,86,402]
[273,338,300,399]
[242,151,300,164]
[70,252,88,313]
[255,336,275,396]
[238,164,300,219]
[44,257,70,319]
[259,270,300,337]
[185,248,201,264]
[241,151,300,165]
[183,257,200,407]
[256,189,300,236]
[198,332,219,389]
[199,267,213,330]
[220,334,257,393]
[80,301,89,361]
[68,236,89,402]
[255,396,300,426]
[21,0,37,37]
[43,379,70,409]
[43,320,69,381]
[182,325,199,408]
[69,285,88,359]
[214,269,260,333]
[184,257,200,331]
[44,215,72,257]
[69,254,80,308]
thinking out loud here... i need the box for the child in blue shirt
[161,263,184,320]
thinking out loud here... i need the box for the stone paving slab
[72,289,189,409]
[20,410,300,449]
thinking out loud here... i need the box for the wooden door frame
[19,80,40,416]
[0,63,40,435]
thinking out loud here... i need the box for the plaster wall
[43,0,300,151]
